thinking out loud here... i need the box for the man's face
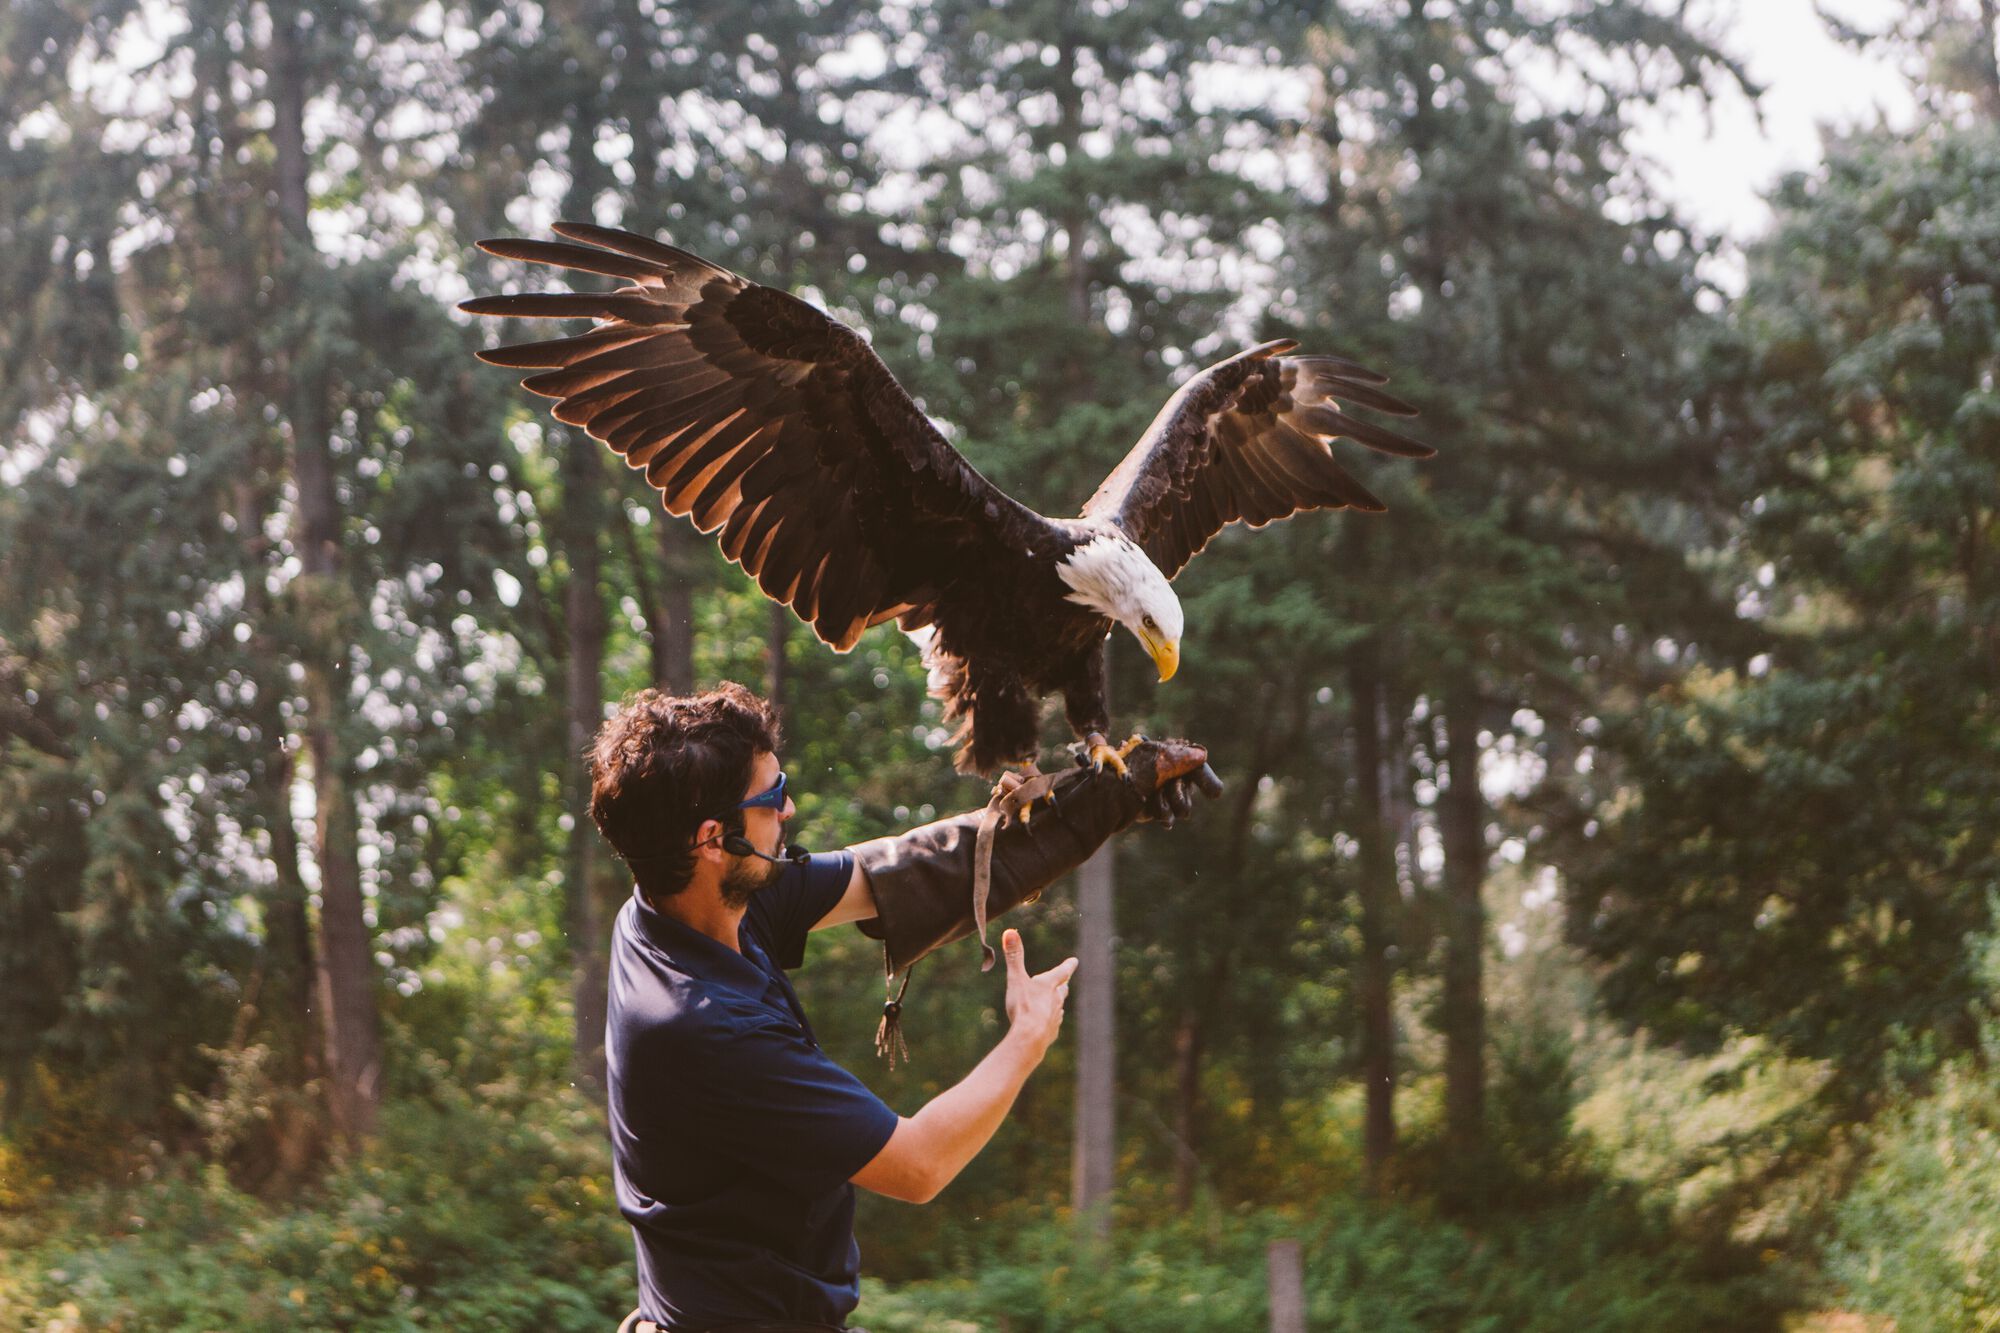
[717,750,795,909]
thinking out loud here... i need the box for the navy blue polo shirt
[606,851,900,1331]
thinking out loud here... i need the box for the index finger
[1038,956,1080,987]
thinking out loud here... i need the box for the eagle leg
[1081,731,1130,779]
[995,766,1052,824]
[1060,648,1122,777]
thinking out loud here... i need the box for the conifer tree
[1577,119,2000,1101]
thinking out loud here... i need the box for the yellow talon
[998,767,1046,825]
[1085,737,1129,778]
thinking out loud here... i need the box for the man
[590,682,1213,1333]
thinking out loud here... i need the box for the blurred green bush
[0,1075,630,1332]
[1824,1056,2000,1332]
[1822,933,2000,1331]
[0,1015,1803,1332]
[860,1191,1784,1333]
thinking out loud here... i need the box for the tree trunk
[198,16,321,1168]
[553,122,619,1096]
[767,601,789,723]
[209,55,318,1102]
[272,3,380,1146]
[1345,603,1397,1187]
[301,644,378,1142]
[232,487,316,1116]
[1180,696,1278,1209]
[258,743,324,1180]
[1171,1006,1203,1211]
[1266,1239,1306,1333]
[620,517,670,692]
[563,402,612,1095]
[1071,842,1116,1239]
[654,519,699,694]
[620,84,698,699]
[256,742,317,1072]
[1053,27,1117,1242]
[1440,677,1487,1162]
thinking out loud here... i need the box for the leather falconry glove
[851,737,1222,1061]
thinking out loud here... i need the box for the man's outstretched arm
[851,928,1073,1204]
[807,769,1040,934]
[812,739,1220,962]
[812,858,878,931]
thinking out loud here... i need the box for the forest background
[4,0,1999,1328]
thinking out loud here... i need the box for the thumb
[1002,928,1027,982]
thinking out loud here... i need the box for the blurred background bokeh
[3,1,1995,1328]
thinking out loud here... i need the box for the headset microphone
[719,830,811,865]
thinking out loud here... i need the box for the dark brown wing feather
[463,223,1056,651]
[1080,339,1434,578]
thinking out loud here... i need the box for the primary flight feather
[463,223,1434,775]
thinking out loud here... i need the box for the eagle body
[464,225,1432,774]
[905,520,1136,774]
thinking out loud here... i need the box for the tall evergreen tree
[3,0,525,1154]
[1284,0,1750,1173]
[1576,120,2000,1101]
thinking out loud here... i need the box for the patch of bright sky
[42,0,1919,301]
[1631,0,1918,262]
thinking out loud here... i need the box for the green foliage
[0,1099,1790,1333]
[1578,662,1997,1085]
[0,1082,1768,1333]
[1578,123,2000,1097]
[1824,1056,2000,1330]
[0,1080,629,1332]
[1820,930,2000,1328]
[860,1193,1786,1333]
[1576,1029,1836,1246]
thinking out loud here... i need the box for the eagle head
[1056,534,1183,681]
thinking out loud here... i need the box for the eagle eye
[1143,615,1157,630]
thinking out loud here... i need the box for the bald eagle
[463,224,1433,775]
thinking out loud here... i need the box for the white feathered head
[1056,534,1183,681]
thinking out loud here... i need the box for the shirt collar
[629,886,775,1004]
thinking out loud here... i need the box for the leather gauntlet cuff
[851,763,1144,979]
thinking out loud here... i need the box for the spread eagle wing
[462,223,1054,651]
[1079,339,1434,578]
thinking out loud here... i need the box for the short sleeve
[688,1019,900,1194]
[745,850,855,970]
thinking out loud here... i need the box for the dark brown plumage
[463,224,1434,773]
[1084,340,1433,578]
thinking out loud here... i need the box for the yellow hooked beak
[1138,628,1181,682]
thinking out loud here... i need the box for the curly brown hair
[587,682,781,900]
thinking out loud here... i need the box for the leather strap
[972,768,1065,971]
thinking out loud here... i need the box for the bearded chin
[719,854,780,909]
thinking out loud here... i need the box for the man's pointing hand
[1001,928,1077,1058]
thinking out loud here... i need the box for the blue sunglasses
[732,770,789,813]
